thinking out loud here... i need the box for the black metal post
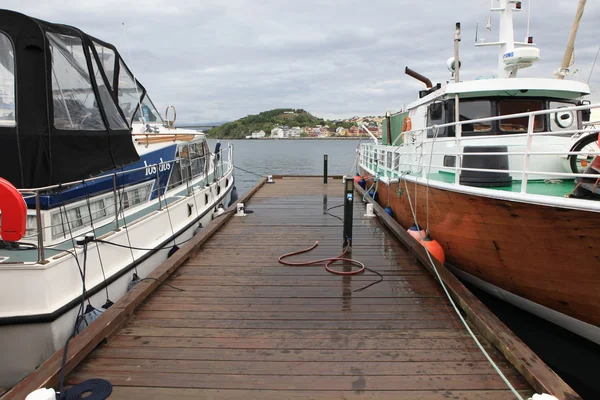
[343,177,354,248]
[323,154,328,185]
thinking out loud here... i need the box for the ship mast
[475,0,540,79]
[556,0,587,80]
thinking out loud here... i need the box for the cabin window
[133,94,164,123]
[426,102,446,138]
[47,33,106,130]
[549,101,577,133]
[498,100,544,133]
[0,32,16,127]
[117,59,143,123]
[24,215,38,239]
[457,100,493,135]
[88,48,128,130]
[190,143,203,178]
[168,160,183,190]
[179,144,192,182]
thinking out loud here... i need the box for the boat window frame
[497,98,545,134]
[0,30,16,127]
[426,101,447,138]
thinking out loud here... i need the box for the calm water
[209,138,599,399]
[208,139,362,194]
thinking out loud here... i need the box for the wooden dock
[4,176,580,399]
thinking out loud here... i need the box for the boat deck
[3,177,579,399]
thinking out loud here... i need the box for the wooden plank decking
[63,177,535,399]
[4,176,580,399]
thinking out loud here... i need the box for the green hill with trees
[205,108,354,139]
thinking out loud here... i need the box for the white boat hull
[0,170,234,387]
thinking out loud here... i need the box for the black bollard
[323,154,328,185]
[343,176,354,248]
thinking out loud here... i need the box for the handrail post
[454,102,462,185]
[220,149,224,179]
[155,164,162,210]
[323,154,328,185]
[521,115,535,194]
[35,192,46,264]
[112,174,119,230]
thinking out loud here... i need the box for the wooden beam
[354,182,580,400]
[2,177,267,399]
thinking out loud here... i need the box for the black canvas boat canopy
[0,9,145,188]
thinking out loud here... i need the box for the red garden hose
[278,241,365,275]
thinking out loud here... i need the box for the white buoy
[26,388,56,400]
[236,203,246,217]
[529,395,559,400]
[267,175,274,183]
[365,203,375,217]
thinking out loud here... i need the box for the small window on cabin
[47,33,106,130]
[498,100,544,133]
[427,102,446,138]
[133,94,164,124]
[168,160,183,190]
[458,101,493,135]
[549,101,577,133]
[0,32,16,127]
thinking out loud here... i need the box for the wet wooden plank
[76,358,513,376]
[117,327,472,340]
[98,387,534,400]
[80,347,500,363]
[108,336,485,350]
[126,318,460,330]
[66,371,530,391]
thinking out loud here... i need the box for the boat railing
[7,144,234,265]
[360,102,600,195]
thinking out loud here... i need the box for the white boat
[358,0,600,345]
[0,10,235,386]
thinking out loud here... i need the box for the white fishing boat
[0,10,235,386]
[358,0,600,345]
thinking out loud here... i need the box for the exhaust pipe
[405,66,432,88]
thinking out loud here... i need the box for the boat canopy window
[48,32,106,130]
[549,101,577,132]
[133,94,164,123]
[93,41,115,90]
[459,100,493,135]
[498,99,544,133]
[117,59,143,123]
[0,32,15,127]
[88,48,128,130]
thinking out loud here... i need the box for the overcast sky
[4,0,600,123]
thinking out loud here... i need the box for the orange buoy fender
[0,178,27,242]
[420,235,445,264]
[407,224,425,241]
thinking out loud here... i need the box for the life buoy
[0,178,27,242]
[402,116,412,132]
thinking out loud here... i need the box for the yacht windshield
[133,94,164,124]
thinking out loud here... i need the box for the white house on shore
[271,127,284,138]
[251,130,266,139]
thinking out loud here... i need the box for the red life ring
[0,178,27,242]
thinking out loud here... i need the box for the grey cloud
[3,0,600,122]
